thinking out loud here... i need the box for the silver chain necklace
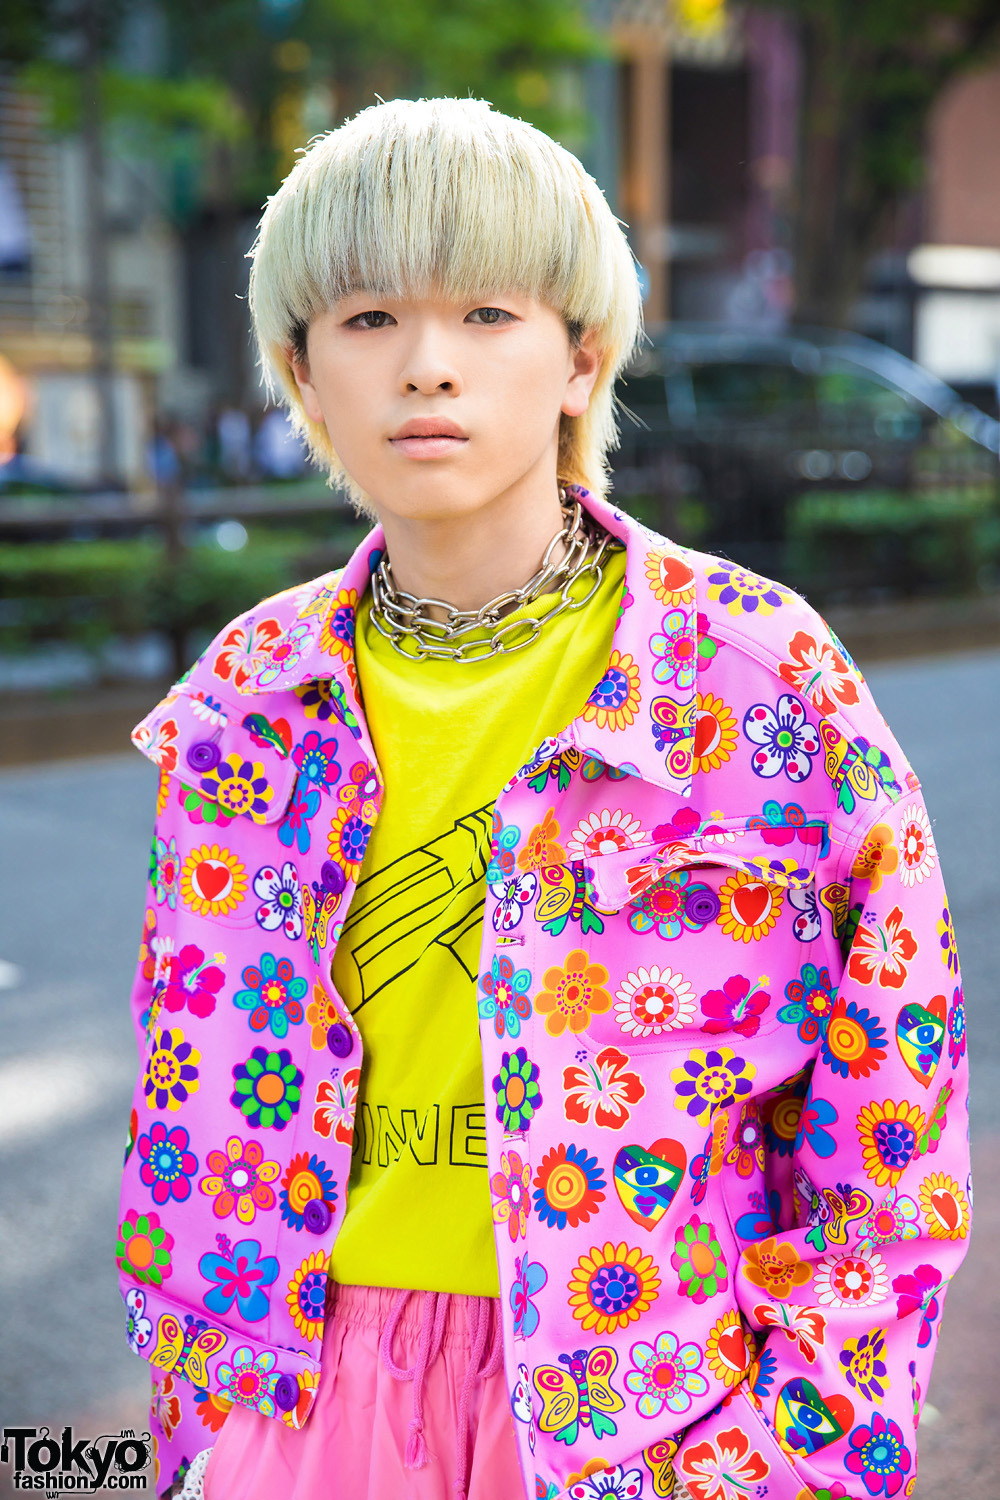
[368,492,621,662]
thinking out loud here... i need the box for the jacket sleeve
[674,786,970,1500]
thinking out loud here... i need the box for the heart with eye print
[614,1138,687,1231]
[895,993,947,1089]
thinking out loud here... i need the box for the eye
[467,306,514,325]
[786,1397,836,1436]
[619,1154,681,1194]
[904,1018,944,1050]
[347,310,394,329]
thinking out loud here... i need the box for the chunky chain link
[368,494,622,662]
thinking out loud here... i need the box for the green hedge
[0,533,346,656]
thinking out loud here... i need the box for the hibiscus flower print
[134,716,179,773]
[778,629,860,715]
[160,944,225,1020]
[892,1263,943,1347]
[199,1234,280,1322]
[312,1069,360,1145]
[699,975,770,1038]
[679,1424,770,1500]
[212,617,282,689]
[848,905,917,989]
[563,1046,646,1129]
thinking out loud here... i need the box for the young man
[122,98,968,1500]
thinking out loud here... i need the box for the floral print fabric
[122,487,969,1500]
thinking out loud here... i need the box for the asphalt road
[0,648,997,1491]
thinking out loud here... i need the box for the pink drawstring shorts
[204,1284,526,1500]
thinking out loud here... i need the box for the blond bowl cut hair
[248,96,644,513]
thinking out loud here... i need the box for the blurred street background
[1,0,1000,1494]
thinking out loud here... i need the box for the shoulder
[180,567,347,699]
[627,515,917,832]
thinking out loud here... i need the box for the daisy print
[566,809,646,859]
[614,966,696,1038]
[898,803,937,887]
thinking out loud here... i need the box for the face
[290,289,601,522]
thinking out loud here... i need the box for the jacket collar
[243,486,696,799]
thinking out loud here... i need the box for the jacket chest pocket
[135,684,307,930]
[555,826,825,1056]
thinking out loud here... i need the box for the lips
[390,416,467,441]
[389,418,469,460]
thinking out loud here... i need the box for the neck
[376,475,570,617]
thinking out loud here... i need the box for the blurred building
[909,63,1000,412]
[0,75,175,486]
[595,5,1000,409]
[4,6,1000,488]
[0,65,260,490]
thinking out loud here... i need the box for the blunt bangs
[249,97,644,510]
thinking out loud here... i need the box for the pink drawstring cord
[453,1297,504,1500]
[378,1290,504,1497]
[379,1290,448,1470]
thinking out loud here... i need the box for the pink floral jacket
[121,487,969,1500]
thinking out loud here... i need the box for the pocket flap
[132,684,299,826]
[586,821,824,914]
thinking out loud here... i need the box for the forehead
[330,283,543,309]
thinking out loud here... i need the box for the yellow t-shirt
[329,546,627,1295]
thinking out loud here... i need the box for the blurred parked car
[613,325,1000,598]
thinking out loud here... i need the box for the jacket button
[272,1373,299,1412]
[320,860,347,894]
[187,740,221,772]
[304,1198,333,1234]
[327,1022,353,1058]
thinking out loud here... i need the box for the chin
[372,475,505,523]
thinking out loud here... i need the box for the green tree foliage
[0,0,598,215]
[770,0,1000,326]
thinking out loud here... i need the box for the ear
[288,351,325,426]
[561,330,603,419]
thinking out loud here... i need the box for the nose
[398,317,463,397]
